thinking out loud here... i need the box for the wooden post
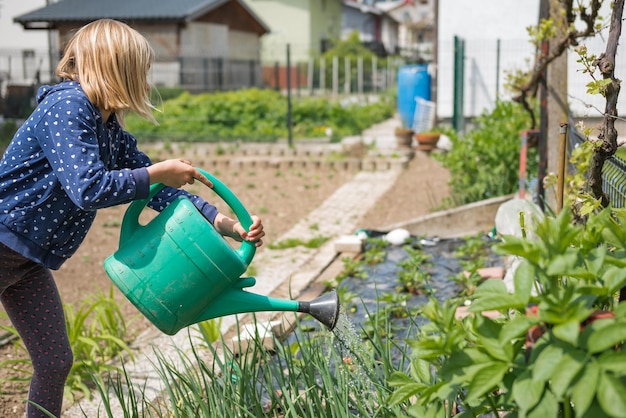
[557,123,568,213]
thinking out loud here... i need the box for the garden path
[62,118,453,417]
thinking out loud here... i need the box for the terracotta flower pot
[414,132,440,153]
[395,128,414,149]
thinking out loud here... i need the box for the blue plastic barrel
[397,65,431,129]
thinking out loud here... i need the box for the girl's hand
[234,216,265,247]
[215,214,265,247]
[147,159,213,189]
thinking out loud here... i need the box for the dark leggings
[0,243,73,418]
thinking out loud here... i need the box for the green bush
[434,100,538,206]
[0,119,18,152]
[151,86,186,102]
[126,88,395,142]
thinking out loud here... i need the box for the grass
[268,236,330,250]
[82,306,415,417]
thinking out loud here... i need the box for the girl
[0,19,264,417]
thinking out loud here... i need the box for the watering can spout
[195,287,340,332]
[296,290,340,331]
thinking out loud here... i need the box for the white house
[437,0,625,119]
[0,0,49,49]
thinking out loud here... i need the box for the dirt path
[359,150,451,230]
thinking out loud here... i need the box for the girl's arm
[118,131,219,222]
[119,131,264,246]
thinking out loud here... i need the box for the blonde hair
[56,19,157,126]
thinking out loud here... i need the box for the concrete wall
[382,194,514,238]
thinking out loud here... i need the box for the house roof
[14,0,269,32]
[374,0,412,13]
[343,1,384,16]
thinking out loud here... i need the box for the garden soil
[0,133,452,417]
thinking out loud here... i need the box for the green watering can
[103,168,339,335]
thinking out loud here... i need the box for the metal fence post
[217,58,224,91]
[203,58,209,91]
[557,123,568,213]
[320,57,326,93]
[287,44,293,147]
[249,59,255,87]
[344,56,350,95]
[274,62,279,91]
[453,35,465,133]
[308,58,314,95]
[332,56,338,97]
[357,56,363,95]
[372,56,377,93]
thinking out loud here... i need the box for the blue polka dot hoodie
[0,81,218,270]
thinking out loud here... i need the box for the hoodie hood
[36,81,84,105]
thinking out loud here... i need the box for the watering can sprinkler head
[297,290,340,331]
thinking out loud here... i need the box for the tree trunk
[588,0,624,209]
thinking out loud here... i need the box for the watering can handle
[119,168,256,265]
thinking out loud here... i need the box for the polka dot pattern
[0,81,217,269]
[0,81,148,267]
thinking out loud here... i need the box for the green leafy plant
[126,87,394,143]
[323,253,369,294]
[379,292,414,319]
[361,237,389,265]
[267,236,330,250]
[388,207,626,417]
[63,288,134,402]
[433,100,538,206]
[196,318,223,346]
[452,232,496,296]
[397,246,433,295]
[336,255,368,282]
[87,313,410,417]
[545,132,604,221]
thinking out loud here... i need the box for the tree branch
[512,0,603,127]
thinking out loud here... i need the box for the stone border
[381,194,514,238]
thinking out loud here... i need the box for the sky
[439,0,540,41]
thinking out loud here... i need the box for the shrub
[434,100,538,206]
[126,88,395,143]
[0,119,18,151]
[388,207,626,417]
